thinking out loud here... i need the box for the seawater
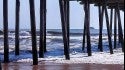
[7,29,109,36]
[0,29,114,47]
[0,29,123,62]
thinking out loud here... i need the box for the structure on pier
[0,0,124,66]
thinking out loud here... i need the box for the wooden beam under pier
[59,0,70,60]
[83,0,92,56]
[0,62,1,70]
[116,2,124,52]
[79,0,124,11]
[3,0,9,63]
[29,0,38,65]
[98,5,104,52]
[114,8,117,49]
[65,0,70,50]
[15,0,20,56]
[39,0,47,58]
[110,8,113,36]
[43,0,47,53]
[82,14,87,51]
[104,0,113,54]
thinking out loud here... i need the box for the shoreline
[0,48,124,65]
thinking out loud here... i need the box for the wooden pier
[0,0,124,66]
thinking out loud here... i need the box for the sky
[0,0,124,29]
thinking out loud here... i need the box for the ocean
[0,29,110,46]
[0,29,124,64]
[7,29,109,36]
[0,29,118,52]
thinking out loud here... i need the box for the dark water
[2,62,124,70]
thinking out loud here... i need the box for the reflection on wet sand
[1,62,124,70]
[33,65,38,70]
[3,63,8,70]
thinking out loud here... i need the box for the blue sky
[0,0,124,29]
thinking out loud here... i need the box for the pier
[0,0,124,67]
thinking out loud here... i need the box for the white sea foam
[16,49,124,64]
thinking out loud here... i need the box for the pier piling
[83,0,92,56]
[116,1,124,52]
[15,0,20,56]
[39,0,44,58]
[29,0,38,65]
[82,16,87,51]
[110,8,113,36]
[98,5,104,52]
[3,0,9,63]
[59,0,70,60]
[104,0,113,54]
[114,7,117,49]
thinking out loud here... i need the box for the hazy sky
[0,0,124,29]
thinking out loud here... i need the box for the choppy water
[0,29,110,51]
[0,29,123,62]
[0,29,111,46]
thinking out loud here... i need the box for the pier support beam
[3,0,9,63]
[44,0,47,53]
[15,0,20,55]
[39,0,47,58]
[59,0,70,60]
[98,5,104,52]
[84,0,92,56]
[116,2,124,52]
[29,0,38,65]
[110,8,113,36]
[82,16,87,51]
[0,62,1,70]
[104,1,113,54]
[65,0,70,49]
[114,8,117,49]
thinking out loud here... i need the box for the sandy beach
[1,62,124,70]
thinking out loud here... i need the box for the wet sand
[1,62,124,70]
